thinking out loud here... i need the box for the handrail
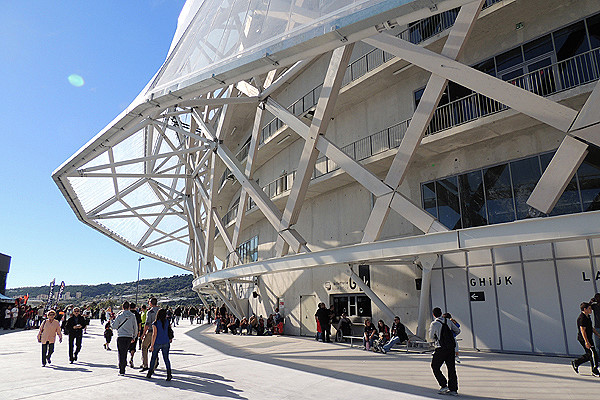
[427,48,600,135]
[259,0,504,145]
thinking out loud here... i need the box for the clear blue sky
[0,1,188,289]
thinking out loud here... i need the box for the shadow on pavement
[185,326,508,400]
[126,369,246,399]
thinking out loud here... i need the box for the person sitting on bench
[381,316,409,354]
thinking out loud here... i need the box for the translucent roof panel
[149,0,396,93]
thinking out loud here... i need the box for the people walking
[146,308,173,381]
[128,303,142,368]
[104,322,113,351]
[37,310,62,367]
[430,307,461,396]
[64,307,87,363]
[112,301,138,376]
[571,302,600,377]
[140,297,159,372]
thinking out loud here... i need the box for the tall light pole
[136,257,144,305]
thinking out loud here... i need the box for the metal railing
[426,48,600,135]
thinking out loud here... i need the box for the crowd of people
[8,289,600,395]
[33,298,181,382]
[211,304,284,336]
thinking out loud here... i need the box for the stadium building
[53,0,600,356]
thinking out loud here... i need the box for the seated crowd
[214,307,284,336]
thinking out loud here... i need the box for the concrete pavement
[0,320,598,399]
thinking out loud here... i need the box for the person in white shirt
[10,305,18,329]
[429,307,461,396]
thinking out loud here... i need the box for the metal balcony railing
[259,0,503,145]
[427,48,600,135]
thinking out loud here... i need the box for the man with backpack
[429,307,461,396]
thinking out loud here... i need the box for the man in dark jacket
[381,316,409,354]
[65,307,87,363]
[315,303,331,342]
[571,302,600,376]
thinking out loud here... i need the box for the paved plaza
[0,321,598,399]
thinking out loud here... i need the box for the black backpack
[438,318,456,350]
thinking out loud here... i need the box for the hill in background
[6,274,199,306]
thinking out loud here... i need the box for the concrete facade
[209,0,600,355]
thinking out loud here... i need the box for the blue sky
[0,1,188,288]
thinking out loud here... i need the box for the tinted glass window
[356,295,372,317]
[473,58,496,76]
[540,153,582,215]
[333,296,348,316]
[496,47,523,72]
[448,82,472,102]
[553,21,589,61]
[414,87,425,109]
[483,164,515,224]
[436,177,462,229]
[423,182,437,218]
[511,157,544,219]
[459,170,487,227]
[523,34,553,61]
[578,146,600,211]
[588,13,600,49]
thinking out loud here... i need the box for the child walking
[103,322,113,351]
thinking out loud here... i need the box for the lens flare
[68,74,85,87]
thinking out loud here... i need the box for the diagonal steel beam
[275,44,354,257]
[363,33,579,133]
[232,71,278,257]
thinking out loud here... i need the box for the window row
[414,12,600,108]
[422,147,600,230]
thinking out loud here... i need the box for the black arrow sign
[470,291,485,302]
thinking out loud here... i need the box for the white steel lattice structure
[55,0,600,346]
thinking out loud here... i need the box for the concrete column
[416,254,439,339]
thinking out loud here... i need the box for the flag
[44,279,56,311]
[54,281,66,307]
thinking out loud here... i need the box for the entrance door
[300,294,316,337]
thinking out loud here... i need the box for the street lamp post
[135,257,144,305]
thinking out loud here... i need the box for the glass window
[448,82,472,102]
[588,13,600,49]
[331,294,371,317]
[540,153,582,215]
[356,295,372,317]
[523,34,553,61]
[436,177,462,229]
[501,68,524,82]
[510,157,544,219]
[459,170,487,227]
[414,87,425,109]
[237,235,258,264]
[422,182,437,218]
[495,47,523,72]
[483,164,515,224]
[577,146,600,211]
[553,21,589,61]
[473,58,496,76]
[333,296,348,316]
